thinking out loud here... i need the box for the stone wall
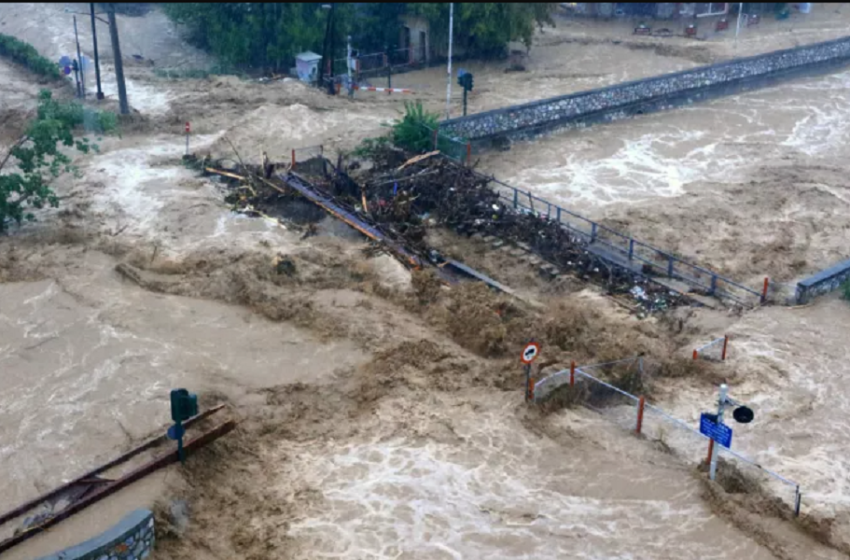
[440,36,850,141]
[795,258,850,304]
[36,509,155,560]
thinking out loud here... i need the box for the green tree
[0,90,116,232]
[408,3,555,58]
[163,3,354,73]
[163,3,556,72]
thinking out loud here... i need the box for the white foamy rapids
[489,70,850,212]
[279,395,775,560]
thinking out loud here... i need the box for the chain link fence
[533,357,803,516]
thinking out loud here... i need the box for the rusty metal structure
[0,405,235,554]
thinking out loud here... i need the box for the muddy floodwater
[2,3,850,560]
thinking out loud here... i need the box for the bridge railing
[398,125,766,307]
[476,173,765,307]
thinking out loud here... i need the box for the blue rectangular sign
[700,413,733,448]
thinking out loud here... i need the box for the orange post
[570,361,576,386]
[721,335,729,361]
[291,149,296,170]
[761,277,769,303]
[466,142,472,165]
[706,438,715,466]
[692,349,698,361]
[527,376,535,401]
[636,396,645,434]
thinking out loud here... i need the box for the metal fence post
[628,239,635,260]
[667,256,674,278]
[466,141,472,165]
[556,206,562,223]
[291,149,296,170]
[433,128,439,151]
[710,274,718,295]
[570,361,576,386]
[591,223,598,243]
[794,485,802,517]
[761,277,769,304]
[721,335,729,361]
[636,396,645,434]
[513,189,518,209]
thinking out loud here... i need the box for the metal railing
[399,124,765,307]
[532,358,803,516]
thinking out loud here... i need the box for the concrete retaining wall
[795,258,850,304]
[440,36,850,141]
[36,509,155,560]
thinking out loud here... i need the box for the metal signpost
[457,69,474,116]
[700,383,754,481]
[521,342,540,402]
[168,389,199,465]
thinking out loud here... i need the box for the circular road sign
[521,342,540,365]
[733,406,754,424]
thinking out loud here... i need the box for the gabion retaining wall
[795,258,850,304]
[36,509,155,560]
[440,36,850,141]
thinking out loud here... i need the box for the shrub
[0,34,62,80]
[1,90,118,231]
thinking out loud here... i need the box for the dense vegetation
[0,34,62,80]
[162,2,555,73]
[0,90,117,231]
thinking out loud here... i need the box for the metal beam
[0,405,225,527]
[0,419,236,554]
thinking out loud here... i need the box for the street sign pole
[709,383,729,481]
[524,364,531,402]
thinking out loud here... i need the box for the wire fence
[532,357,803,516]
[693,335,729,362]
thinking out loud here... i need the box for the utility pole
[327,3,336,95]
[106,3,129,114]
[346,34,353,97]
[90,3,104,100]
[320,4,333,90]
[73,16,85,98]
[446,2,454,120]
[735,2,744,48]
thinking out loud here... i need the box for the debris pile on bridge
[197,147,688,312]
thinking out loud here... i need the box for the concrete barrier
[440,36,850,142]
[795,258,850,304]
[35,509,155,560]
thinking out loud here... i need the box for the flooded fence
[411,123,766,307]
[439,35,850,142]
[532,358,803,516]
[693,335,729,361]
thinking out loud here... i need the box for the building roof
[295,52,322,62]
